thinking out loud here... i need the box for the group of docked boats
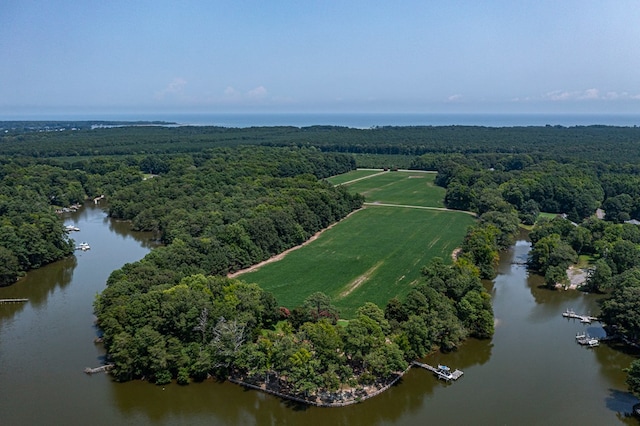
[563,309,601,347]
[65,225,90,251]
[575,332,599,347]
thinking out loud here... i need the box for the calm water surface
[1,206,639,425]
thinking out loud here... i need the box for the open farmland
[241,205,475,318]
[325,168,385,185]
[341,170,445,208]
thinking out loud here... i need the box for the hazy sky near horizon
[2,0,640,116]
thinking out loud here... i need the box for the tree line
[3,122,640,165]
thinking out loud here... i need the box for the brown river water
[1,204,639,425]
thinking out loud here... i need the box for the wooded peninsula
[2,122,640,403]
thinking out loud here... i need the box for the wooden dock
[84,364,113,375]
[0,298,28,304]
[562,309,599,323]
[412,361,464,381]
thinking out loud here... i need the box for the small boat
[435,365,454,380]
[577,335,599,347]
[77,242,91,251]
[65,225,80,232]
[586,338,599,347]
[562,309,575,318]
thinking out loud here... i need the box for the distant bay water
[4,112,640,128]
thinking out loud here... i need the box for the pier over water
[412,361,464,381]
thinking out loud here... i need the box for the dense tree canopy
[96,253,493,390]
[4,121,640,399]
[0,162,82,284]
[4,123,640,166]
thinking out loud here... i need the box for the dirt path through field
[339,260,383,298]
[227,208,363,278]
[336,170,389,186]
[364,202,476,216]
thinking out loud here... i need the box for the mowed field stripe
[339,260,384,299]
[363,202,476,215]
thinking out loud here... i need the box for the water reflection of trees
[108,343,495,426]
[106,217,160,249]
[70,203,159,250]
[109,374,435,425]
[606,388,639,424]
[595,341,640,377]
[0,256,76,322]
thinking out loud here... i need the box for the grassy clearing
[342,171,445,208]
[326,169,385,186]
[577,254,595,269]
[242,206,475,318]
[537,212,559,221]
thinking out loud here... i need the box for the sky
[2,0,640,116]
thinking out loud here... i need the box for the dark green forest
[3,123,640,164]
[3,122,640,399]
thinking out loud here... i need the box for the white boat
[77,242,90,251]
[65,225,80,232]
[577,335,599,347]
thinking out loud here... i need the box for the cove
[0,205,638,425]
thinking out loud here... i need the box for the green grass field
[241,206,475,318]
[342,170,444,208]
[326,169,385,186]
[537,212,559,221]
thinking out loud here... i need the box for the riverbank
[228,363,413,407]
[225,359,467,407]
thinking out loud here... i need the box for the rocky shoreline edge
[227,363,415,407]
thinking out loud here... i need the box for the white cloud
[154,82,278,106]
[579,88,599,100]
[224,86,238,96]
[222,86,243,102]
[542,88,640,102]
[247,86,267,99]
[603,91,640,100]
[221,85,269,103]
[155,78,187,100]
[446,94,463,102]
[544,90,572,101]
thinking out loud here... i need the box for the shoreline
[227,362,413,408]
